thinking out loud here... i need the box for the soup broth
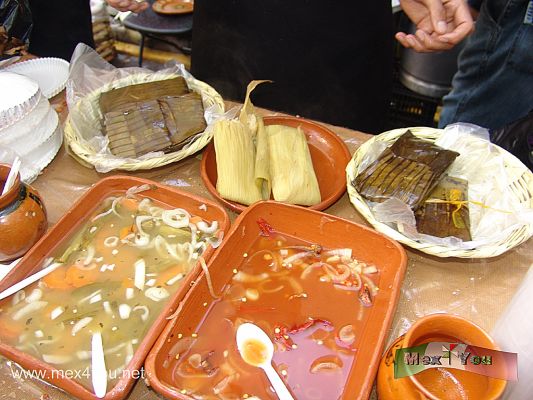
[165,229,380,399]
[0,191,222,391]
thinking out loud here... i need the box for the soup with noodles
[0,190,223,392]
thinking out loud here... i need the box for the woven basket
[64,72,224,171]
[346,127,533,258]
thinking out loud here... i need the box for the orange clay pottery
[0,163,47,262]
[377,314,507,400]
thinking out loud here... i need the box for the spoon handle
[263,363,294,400]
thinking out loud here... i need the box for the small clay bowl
[377,314,507,400]
[200,115,351,214]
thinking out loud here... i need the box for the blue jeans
[439,0,533,130]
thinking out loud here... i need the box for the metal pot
[399,23,465,99]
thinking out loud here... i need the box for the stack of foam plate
[0,72,63,182]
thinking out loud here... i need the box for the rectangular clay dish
[0,176,230,400]
[145,200,407,399]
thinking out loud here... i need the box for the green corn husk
[213,119,263,205]
[266,124,321,206]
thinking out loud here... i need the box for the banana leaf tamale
[266,124,321,206]
[354,131,459,210]
[99,77,189,114]
[213,119,264,205]
[104,100,171,158]
[158,92,207,149]
[415,176,472,241]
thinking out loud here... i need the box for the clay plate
[145,201,407,400]
[0,176,230,400]
[200,115,351,213]
[152,0,194,15]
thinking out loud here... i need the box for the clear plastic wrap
[364,123,533,250]
[65,44,225,173]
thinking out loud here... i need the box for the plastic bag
[0,0,32,59]
[65,44,225,173]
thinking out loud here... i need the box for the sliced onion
[300,262,325,280]
[103,236,119,248]
[119,304,131,319]
[83,245,96,266]
[283,251,313,265]
[72,317,93,336]
[12,301,48,321]
[137,197,152,212]
[145,287,170,302]
[200,256,219,299]
[338,324,356,345]
[188,353,202,369]
[258,279,284,294]
[232,271,269,283]
[162,209,190,229]
[134,259,146,290]
[309,356,343,374]
[125,184,152,197]
[12,290,25,306]
[324,248,352,258]
[132,305,149,322]
[166,337,196,367]
[196,220,218,234]
[24,289,43,303]
[322,263,351,283]
[206,234,223,249]
[91,207,113,222]
[363,265,378,274]
[50,306,65,320]
[42,354,73,365]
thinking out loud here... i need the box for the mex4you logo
[394,342,518,380]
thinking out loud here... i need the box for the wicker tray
[346,127,533,258]
[64,72,224,171]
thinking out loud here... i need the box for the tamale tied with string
[415,176,472,241]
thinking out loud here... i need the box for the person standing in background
[435,0,533,130]
[25,0,147,60]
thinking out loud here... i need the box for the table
[122,0,193,66]
[0,96,531,399]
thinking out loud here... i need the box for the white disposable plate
[0,72,40,129]
[4,58,70,99]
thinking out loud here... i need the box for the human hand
[107,0,149,13]
[397,0,474,52]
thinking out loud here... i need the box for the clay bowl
[0,176,230,400]
[377,314,508,400]
[145,201,407,400]
[200,115,351,213]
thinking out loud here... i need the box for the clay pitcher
[0,163,47,262]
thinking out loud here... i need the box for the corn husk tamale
[213,119,264,205]
[99,77,189,114]
[158,92,207,149]
[353,130,459,210]
[239,80,272,199]
[415,176,472,241]
[266,124,321,206]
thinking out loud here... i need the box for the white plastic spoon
[236,323,294,400]
[91,331,107,398]
[1,157,21,196]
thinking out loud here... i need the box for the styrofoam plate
[4,58,70,99]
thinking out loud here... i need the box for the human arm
[396,0,474,52]
[106,0,149,13]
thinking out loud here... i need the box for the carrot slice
[65,265,100,288]
[155,264,186,286]
[120,198,139,212]
[42,267,72,290]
